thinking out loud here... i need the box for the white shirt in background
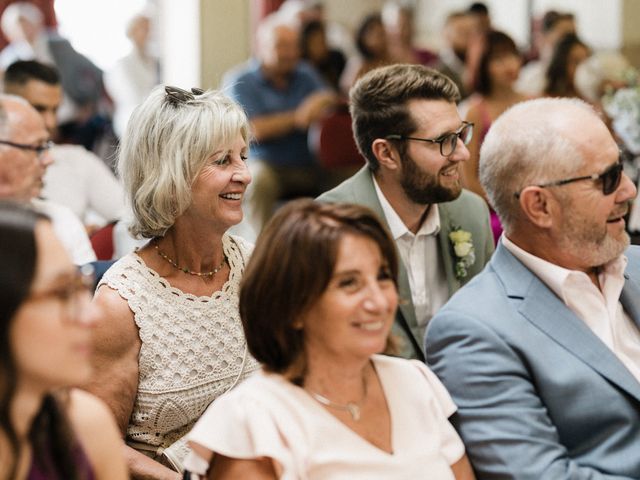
[42,144,125,226]
[32,198,97,265]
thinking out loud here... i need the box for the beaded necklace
[154,239,226,277]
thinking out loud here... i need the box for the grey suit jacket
[317,167,494,359]
[426,242,640,479]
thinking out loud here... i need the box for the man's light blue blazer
[426,242,640,479]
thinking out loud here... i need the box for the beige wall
[200,0,251,89]
[622,0,640,68]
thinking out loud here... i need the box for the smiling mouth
[352,321,385,331]
[220,193,242,200]
[440,165,458,177]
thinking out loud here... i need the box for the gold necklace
[154,239,226,278]
[307,375,368,421]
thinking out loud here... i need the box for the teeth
[357,321,384,331]
[221,193,241,200]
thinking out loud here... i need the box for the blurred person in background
[300,19,345,93]
[544,33,591,99]
[223,13,336,233]
[463,31,527,243]
[467,2,491,34]
[381,1,437,66]
[0,201,126,480]
[432,11,477,100]
[517,10,576,96]
[0,2,106,151]
[4,60,125,230]
[340,13,391,95]
[0,94,96,264]
[105,9,160,140]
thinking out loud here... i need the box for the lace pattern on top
[98,234,259,461]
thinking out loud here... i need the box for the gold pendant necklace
[307,375,368,421]
[154,239,226,278]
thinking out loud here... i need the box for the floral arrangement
[603,71,640,155]
[449,226,475,281]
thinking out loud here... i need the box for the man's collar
[372,175,440,239]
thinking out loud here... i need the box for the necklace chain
[307,375,368,421]
[154,239,226,277]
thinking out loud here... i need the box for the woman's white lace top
[98,233,259,464]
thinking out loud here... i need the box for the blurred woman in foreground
[184,200,475,479]
[0,201,126,480]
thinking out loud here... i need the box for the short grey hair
[0,94,34,137]
[479,97,598,234]
[1,2,43,41]
[118,86,250,238]
[255,13,298,59]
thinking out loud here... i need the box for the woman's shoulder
[372,355,455,414]
[67,389,128,479]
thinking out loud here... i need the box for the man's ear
[371,139,400,171]
[518,186,558,229]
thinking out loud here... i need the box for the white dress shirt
[503,235,640,383]
[374,178,449,328]
[32,198,97,265]
[43,144,125,225]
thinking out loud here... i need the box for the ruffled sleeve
[410,359,466,465]
[184,374,304,479]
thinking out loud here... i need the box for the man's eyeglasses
[0,139,53,159]
[28,264,95,322]
[386,121,474,157]
[165,86,205,105]
[514,161,624,199]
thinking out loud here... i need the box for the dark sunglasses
[165,86,205,105]
[515,161,624,198]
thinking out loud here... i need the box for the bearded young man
[317,64,494,360]
[426,97,640,479]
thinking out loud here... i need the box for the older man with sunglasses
[318,64,494,360]
[0,94,95,264]
[426,97,640,479]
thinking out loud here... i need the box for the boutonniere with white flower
[449,225,475,281]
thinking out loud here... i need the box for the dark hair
[300,19,325,58]
[474,30,520,95]
[468,2,489,15]
[355,13,385,60]
[541,10,574,34]
[239,199,399,384]
[0,201,81,479]
[4,60,60,87]
[544,33,589,97]
[349,63,460,171]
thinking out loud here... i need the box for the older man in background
[426,97,640,479]
[223,13,336,232]
[0,94,95,264]
[4,60,125,229]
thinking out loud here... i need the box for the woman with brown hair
[463,30,527,243]
[183,200,475,479]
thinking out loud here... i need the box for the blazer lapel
[494,245,640,403]
[437,204,460,296]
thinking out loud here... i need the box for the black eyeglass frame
[386,121,474,157]
[0,139,54,156]
[514,161,624,199]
